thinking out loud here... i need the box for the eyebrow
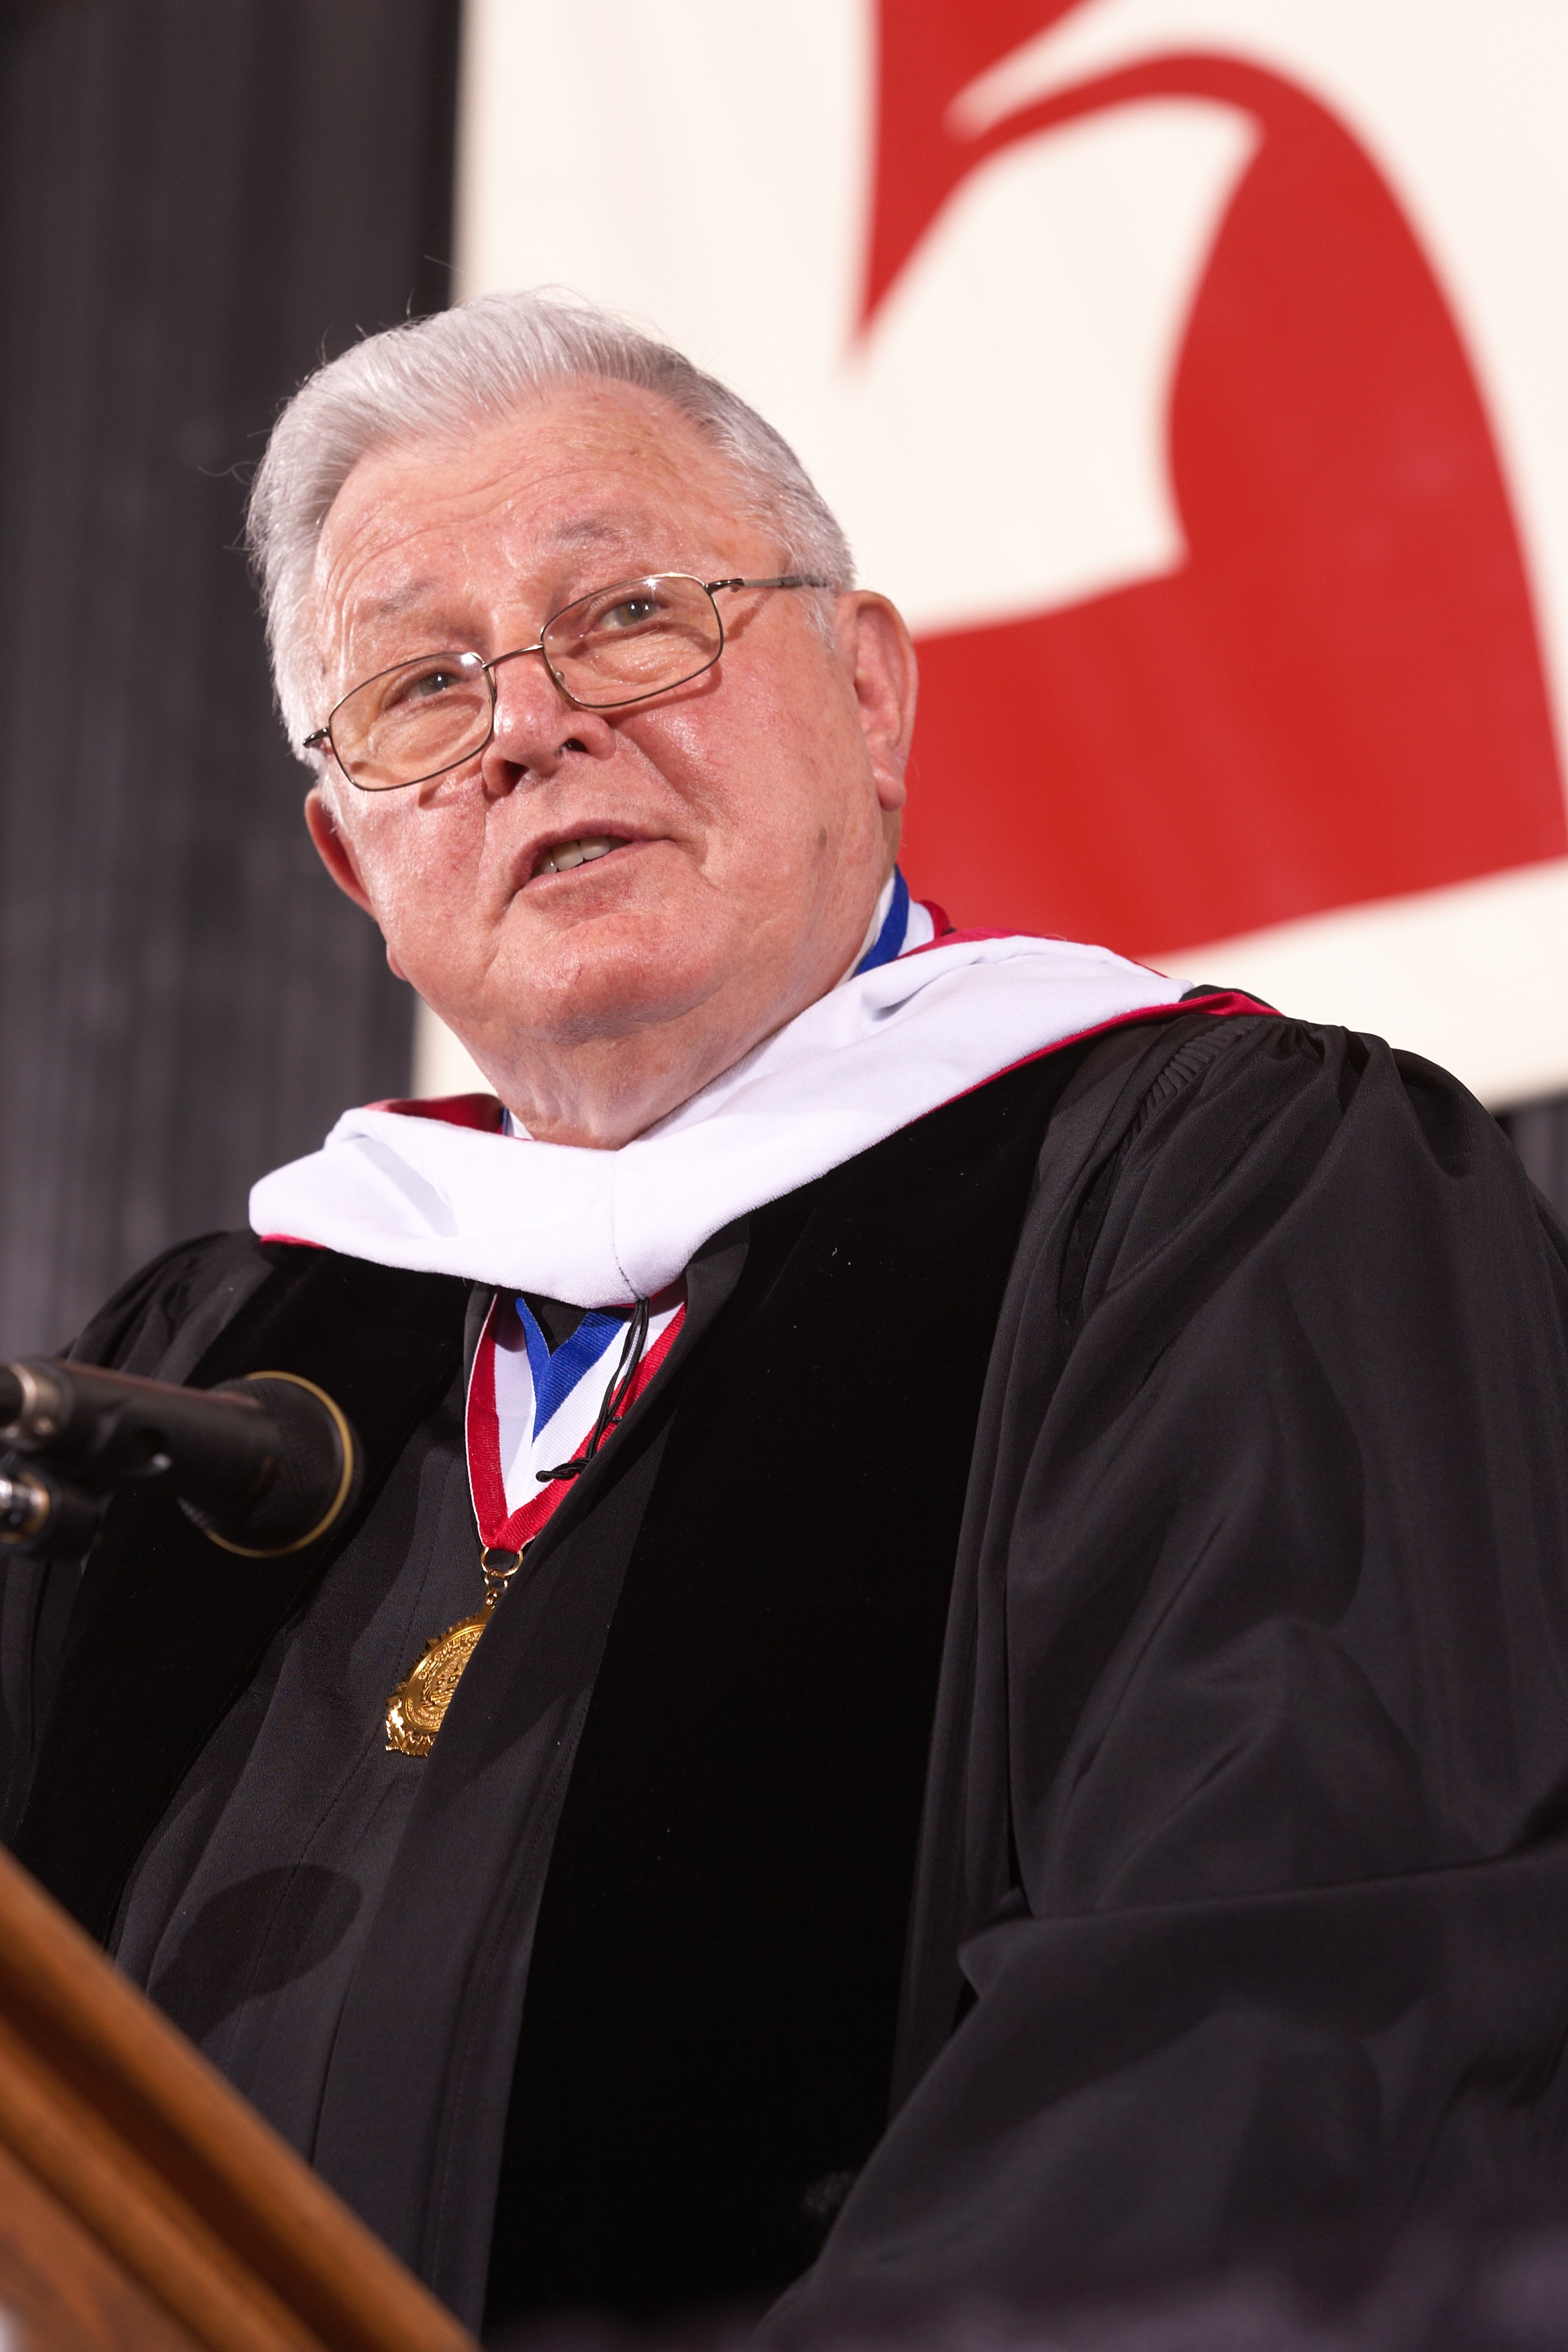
[546,515,628,548]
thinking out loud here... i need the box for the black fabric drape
[7,1239,470,1934]
[0,0,458,1354]
[778,1020,1568,2325]
[485,1046,1093,2328]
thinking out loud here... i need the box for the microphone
[0,1359,360,1561]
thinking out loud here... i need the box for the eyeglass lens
[330,575,725,789]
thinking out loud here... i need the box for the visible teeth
[540,835,621,876]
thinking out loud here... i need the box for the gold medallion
[385,1610,489,1755]
[385,1547,525,1757]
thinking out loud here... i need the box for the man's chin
[430,960,724,1067]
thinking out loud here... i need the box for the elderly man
[6,291,1568,2339]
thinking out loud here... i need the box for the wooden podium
[0,1841,476,2352]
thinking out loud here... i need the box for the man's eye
[596,595,660,632]
[387,662,467,707]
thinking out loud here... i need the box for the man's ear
[305,785,375,914]
[840,593,918,814]
[304,787,408,978]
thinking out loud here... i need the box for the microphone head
[187,1373,360,1557]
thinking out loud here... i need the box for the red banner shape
[871,7,1567,950]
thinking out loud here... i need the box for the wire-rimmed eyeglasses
[303,571,833,792]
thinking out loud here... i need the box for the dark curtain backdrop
[1498,1100,1568,1229]
[0,0,458,1353]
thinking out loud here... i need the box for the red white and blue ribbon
[467,1291,685,1551]
[852,867,933,973]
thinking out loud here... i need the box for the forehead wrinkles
[313,399,772,678]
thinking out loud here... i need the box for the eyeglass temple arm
[705,575,835,593]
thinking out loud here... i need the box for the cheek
[350,805,483,941]
[638,679,856,861]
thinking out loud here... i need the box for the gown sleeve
[782,1020,1568,2318]
[1,1230,273,1836]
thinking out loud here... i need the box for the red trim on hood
[930,987,1277,1117]
[903,926,1013,955]
[368,1091,505,1131]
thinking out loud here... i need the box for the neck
[463,874,904,1150]
[483,959,858,1150]
[497,1024,770,1150]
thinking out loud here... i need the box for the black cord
[536,1296,651,1482]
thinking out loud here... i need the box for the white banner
[420,0,1568,1108]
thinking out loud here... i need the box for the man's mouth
[531,834,629,879]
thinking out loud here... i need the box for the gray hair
[246,288,856,761]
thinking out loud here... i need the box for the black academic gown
[7,1008,1568,2337]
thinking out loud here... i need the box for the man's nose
[480,644,617,788]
